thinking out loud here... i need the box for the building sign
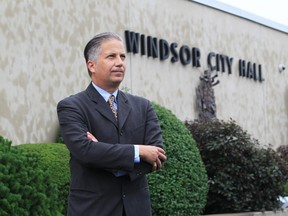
[124,30,264,82]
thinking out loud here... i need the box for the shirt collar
[92,82,118,103]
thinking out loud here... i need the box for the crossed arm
[86,132,167,171]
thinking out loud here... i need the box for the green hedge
[276,145,288,196]
[3,103,208,215]
[186,119,287,214]
[0,137,60,216]
[149,103,208,215]
[56,103,208,215]
[16,143,70,215]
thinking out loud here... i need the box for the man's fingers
[155,147,165,154]
[156,158,162,170]
[139,145,167,168]
[158,152,167,162]
[87,132,98,142]
[152,158,163,172]
[152,162,157,172]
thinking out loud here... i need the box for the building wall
[1,0,287,147]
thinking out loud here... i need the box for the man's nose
[115,56,125,65]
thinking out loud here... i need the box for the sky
[216,0,288,26]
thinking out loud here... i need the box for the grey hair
[84,32,123,63]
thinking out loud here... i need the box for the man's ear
[87,60,95,73]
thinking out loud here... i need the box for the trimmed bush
[186,119,287,214]
[12,103,208,215]
[149,103,208,216]
[276,145,288,196]
[16,143,70,215]
[54,103,208,215]
[0,136,60,216]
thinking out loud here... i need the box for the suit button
[120,130,124,136]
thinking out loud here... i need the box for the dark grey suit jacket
[57,82,163,216]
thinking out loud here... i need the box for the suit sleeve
[128,101,164,181]
[57,97,135,171]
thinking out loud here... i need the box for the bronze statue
[196,69,219,121]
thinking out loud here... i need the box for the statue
[196,68,220,121]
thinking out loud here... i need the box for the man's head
[84,32,126,93]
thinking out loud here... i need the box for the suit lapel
[117,91,131,130]
[86,83,118,127]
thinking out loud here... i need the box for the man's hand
[139,145,167,171]
[87,132,98,142]
[86,132,166,171]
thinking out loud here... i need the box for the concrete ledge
[203,210,288,216]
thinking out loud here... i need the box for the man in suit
[57,32,167,216]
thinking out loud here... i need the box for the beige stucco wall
[1,0,287,147]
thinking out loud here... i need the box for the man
[57,32,167,216]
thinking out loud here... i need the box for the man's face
[88,39,126,92]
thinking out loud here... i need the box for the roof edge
[191,0,288,34]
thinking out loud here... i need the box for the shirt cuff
[134,145,140,163]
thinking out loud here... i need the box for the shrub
[16,143,70,215]
[0,136,60,216]
[276,145,288,196]
[15,103,208,215]
[185,119,287,214]
[55,132,64,144]
[149,103,208,216]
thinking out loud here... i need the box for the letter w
[125,30,140,54]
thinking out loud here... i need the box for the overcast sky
[216,0,288,26]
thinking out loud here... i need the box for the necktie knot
[108,95,117,120]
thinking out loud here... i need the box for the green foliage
[186,119,287,214]
[276,145,288,196]
[16,143,70,215]
[149,103,208,216]
[55,132,64,144]
[5,103,208,215]
[0,136,60,216]
[51,103,208,215]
